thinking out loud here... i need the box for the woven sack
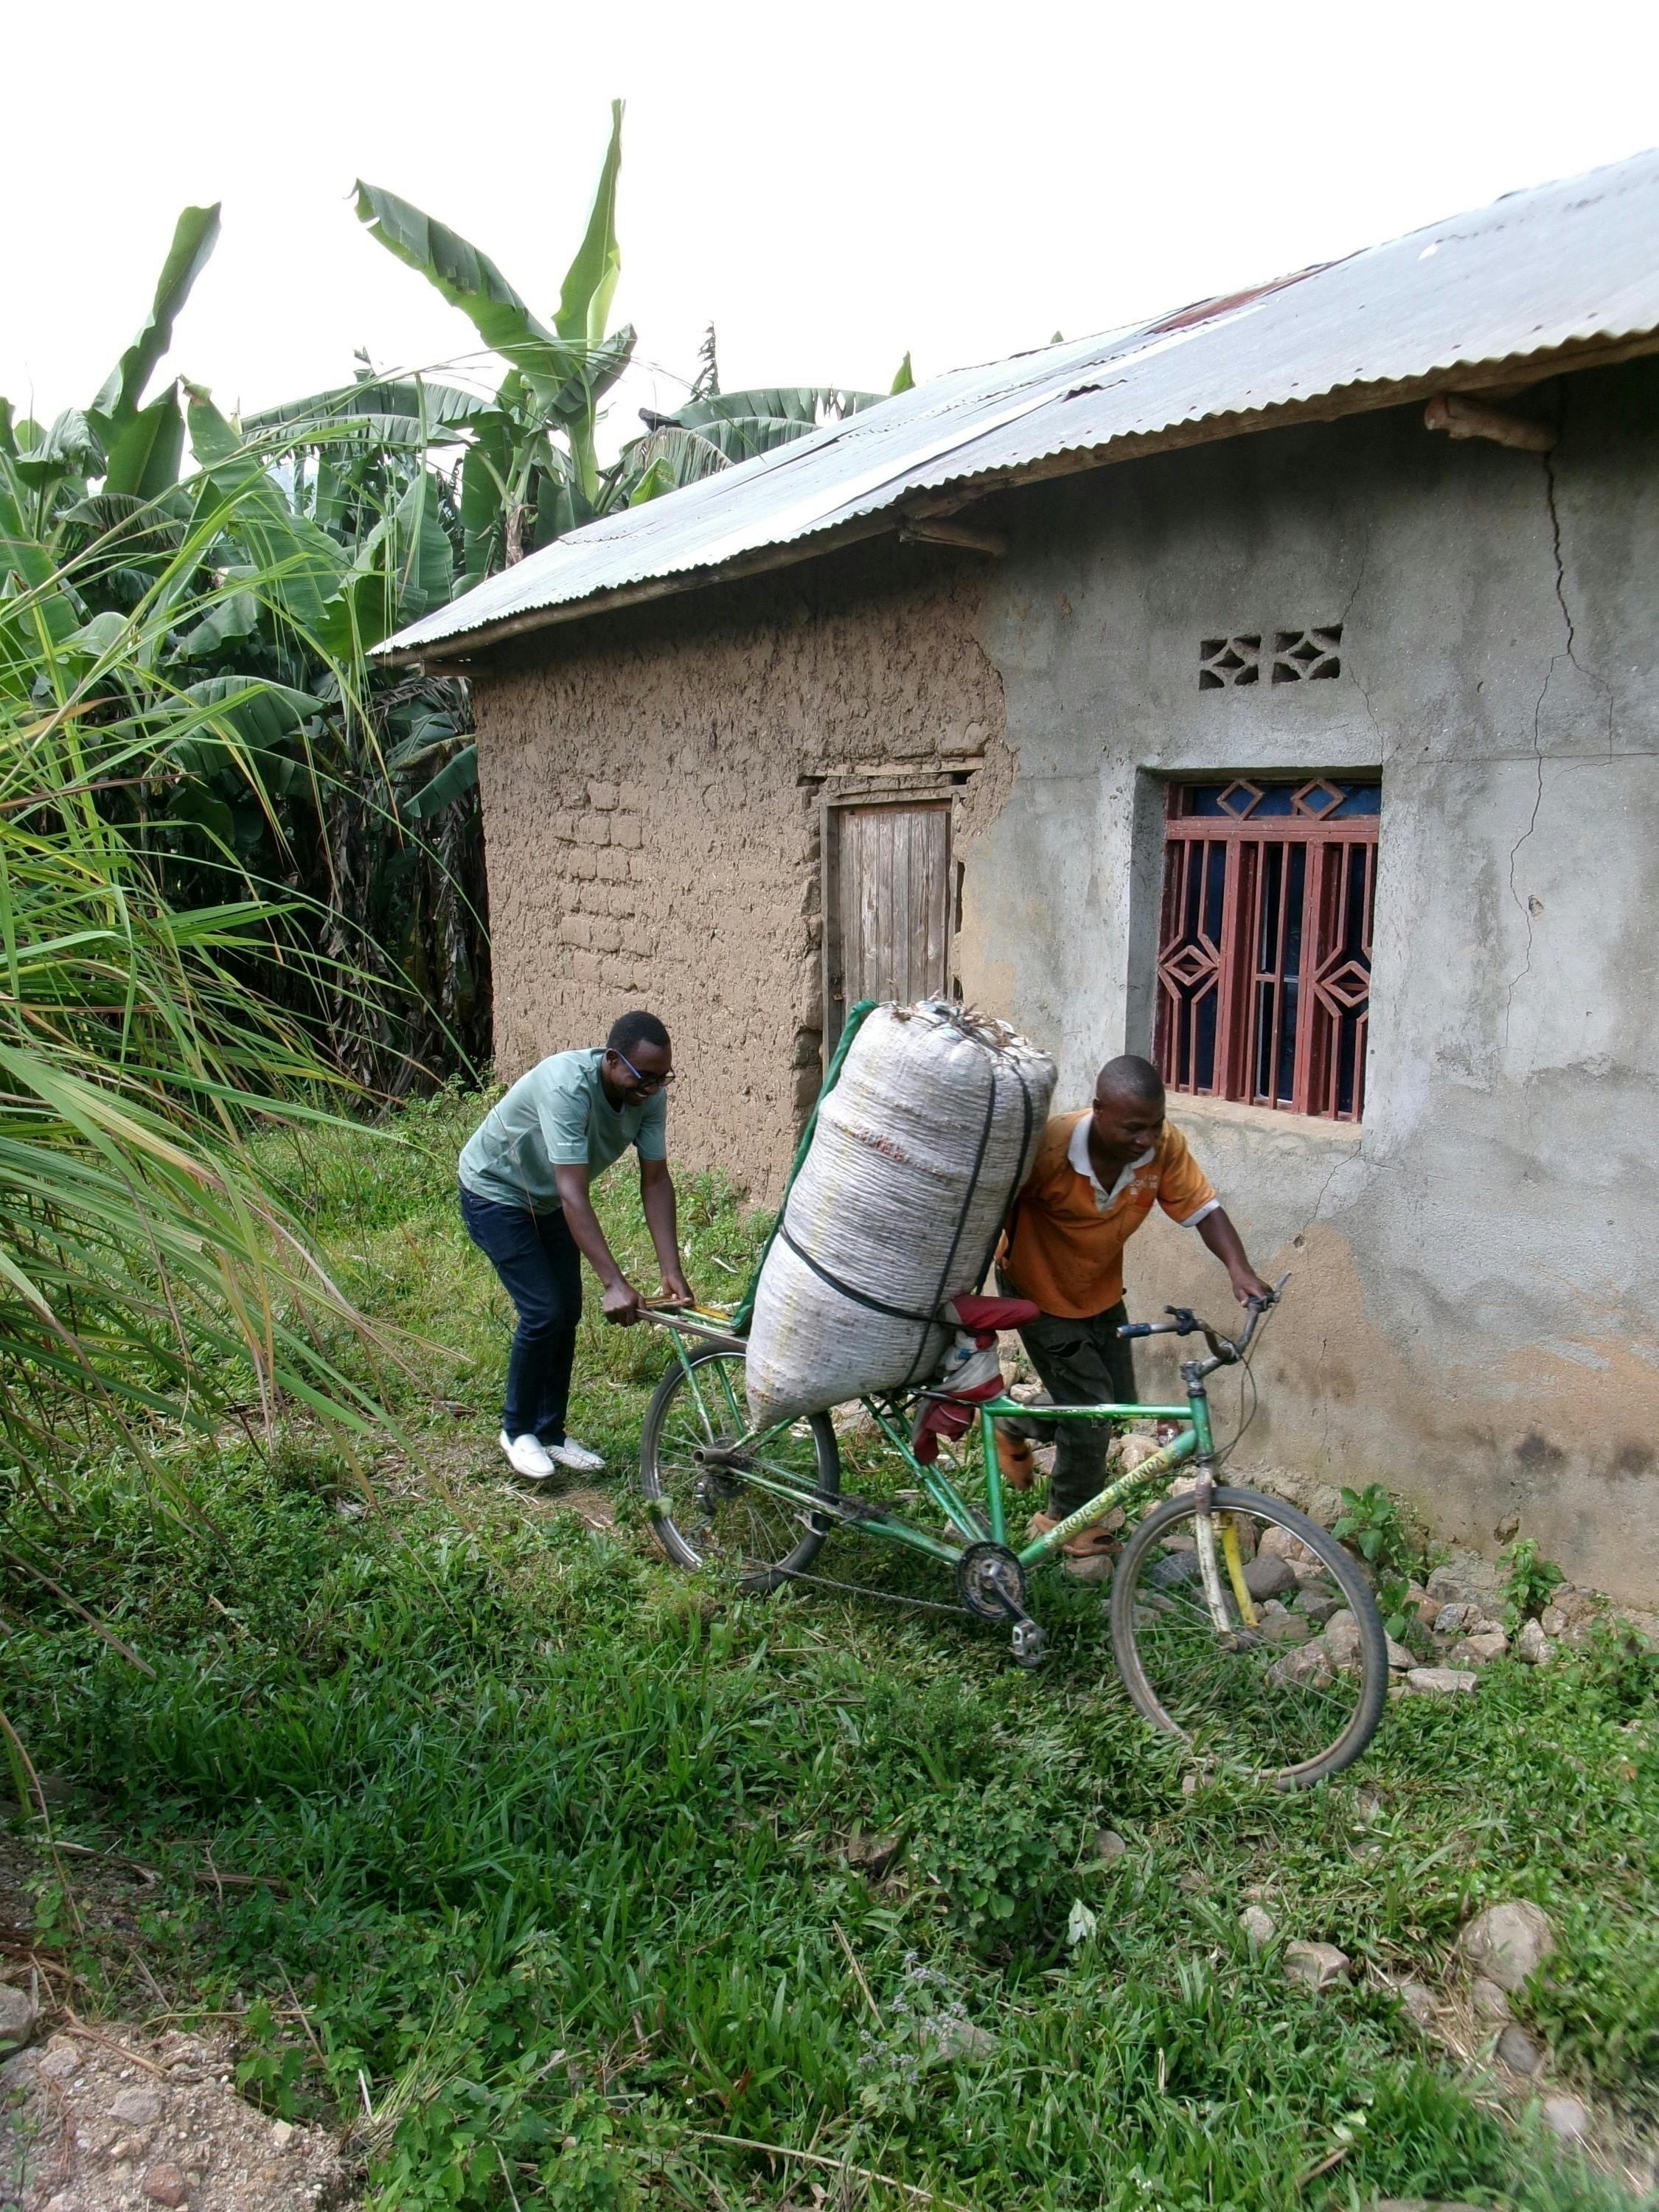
[745,1004,1055,1427]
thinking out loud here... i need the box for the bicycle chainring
[955,1541,1029,1623]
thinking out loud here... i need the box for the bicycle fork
[1183,1370,1259,1639]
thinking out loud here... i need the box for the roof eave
[380,323,1659,669]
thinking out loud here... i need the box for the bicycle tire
[639,1345,840,1595]
[1110,1485,1388,1788]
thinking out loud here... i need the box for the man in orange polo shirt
[998,1054,1271,1570]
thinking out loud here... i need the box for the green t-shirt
[458,1048,667,1212]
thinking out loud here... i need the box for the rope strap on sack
[775,1004,1046,1397]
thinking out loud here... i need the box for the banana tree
[347,101,633,579]
[622,369,909,504]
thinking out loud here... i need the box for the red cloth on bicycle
[913,1373,1004,1463]
[945,1293,1040,1333]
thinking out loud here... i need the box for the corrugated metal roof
[385,147,1659,658]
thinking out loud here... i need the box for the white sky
[7,0,1659,459]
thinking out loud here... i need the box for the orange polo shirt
[998,1111,1219,1319]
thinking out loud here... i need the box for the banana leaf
[88,204,222,430]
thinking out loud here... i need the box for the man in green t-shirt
[459,1010,692,1481]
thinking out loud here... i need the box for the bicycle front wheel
[1110,1485,1387,1788]
[639,1346,840,1595]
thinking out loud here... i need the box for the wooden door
[823,800,953,1051]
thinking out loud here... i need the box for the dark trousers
[1000,1281,1137,1520]
[459,1185,582,1444]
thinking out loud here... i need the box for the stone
[1496,2023,1544,2074]
[1470,1975,1512,2022]
[0,1982,35,2053]
[1323,1610,1364,1668]
[271,2118,296,2149]
[917,2014,997,2065]
[1095,1828,1129,1861]
[1516,1618,1554,1665]
[1239,1905,1276,1951]
[1385,1635,1416,1671]
[1310,1485,1343,1529]
[1403,1666,1478,1695]
[1539,1604,1570,1639]
[1243,1554,1298,1600]
[1541,2093,1590,2143]
[1461,1629,1510,1666]
[1459,1899,1556,1992]
[1267,1639,1335,1691]
[1426,1558,1502,1610]
[35,2036,80,2079]
[1433,1601,1481,1635]
[111,2084,164,2126]
[1397,1980,1436,2029]
[1298,1587,1343,1626]
[1258,1526,1315,1568]
[1284,1940,1350,1990]
[142,2163,189,2206]
[845,1832,902,1879]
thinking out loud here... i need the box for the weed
[1334,1484,1424,1643]
[1502,1534,1568,1631]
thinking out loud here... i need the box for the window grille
[1155,777,1380,1121]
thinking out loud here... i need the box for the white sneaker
[499,1430,557,1480]
[546,1435,605,1474]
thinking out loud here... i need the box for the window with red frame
[1155,778,1380,1122]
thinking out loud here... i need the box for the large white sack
[745,1004,1056,1427]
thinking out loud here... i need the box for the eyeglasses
[612,1047,675,1093]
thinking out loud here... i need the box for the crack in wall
[1501,406,1616,1043]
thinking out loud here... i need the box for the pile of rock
[1244,1539,1597,1695]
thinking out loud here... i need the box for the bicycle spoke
[646,1352,829,1579]
[1121,1499,1375,1780]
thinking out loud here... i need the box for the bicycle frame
[649,996,1243,1624]
[655,1320,1219,1573]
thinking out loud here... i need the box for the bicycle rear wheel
[1109,1485,1387,1788]
[639,1346,839,1595]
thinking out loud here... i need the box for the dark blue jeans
[459,1185,582,1444]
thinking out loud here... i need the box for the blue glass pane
[1180,779,1380,819]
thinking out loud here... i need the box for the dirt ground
[1,2025,353,2212]
[0,1843,355,2212]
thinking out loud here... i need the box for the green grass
[4,1093,1656,2209]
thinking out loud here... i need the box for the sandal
[1029,1512,1121,1581]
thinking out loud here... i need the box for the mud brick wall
[470,543,1012,1202]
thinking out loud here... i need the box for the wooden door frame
[820,787,958,1057]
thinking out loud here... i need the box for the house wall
[470,544,1011,1197]
[467,358,1659,1602]
[963,361,1659,1603]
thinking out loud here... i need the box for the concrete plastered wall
[963,361,1659,1601]
[469,543,1009,1206]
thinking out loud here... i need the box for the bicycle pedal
[1010,1620,1046,1668]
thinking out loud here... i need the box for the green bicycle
[637,1018,1388,1789]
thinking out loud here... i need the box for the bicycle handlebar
[1116,1275,1289,1365]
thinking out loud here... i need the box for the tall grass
[0,462,408,1522]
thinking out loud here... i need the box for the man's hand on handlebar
[601,1279,644,1326]
[1231,1266,1274,1306]
[1116,1276,1285,1357]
